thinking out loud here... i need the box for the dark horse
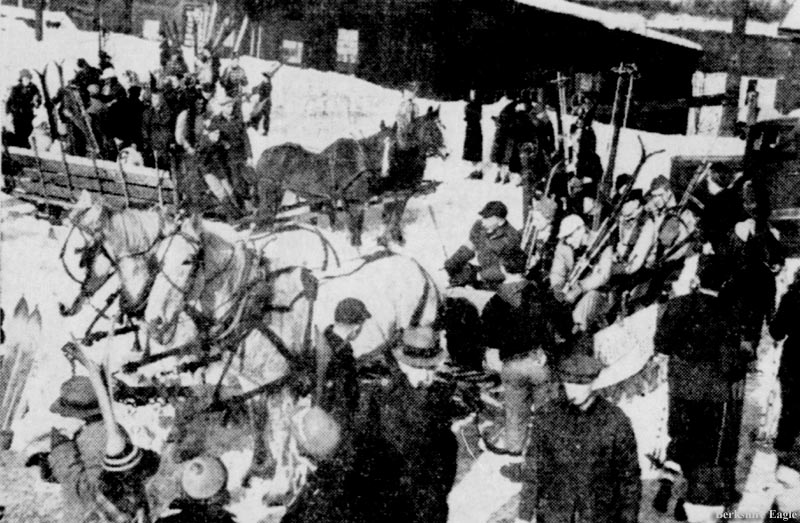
[254,106,448,246]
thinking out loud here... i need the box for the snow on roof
[780,0,800,35]
[0,5,77,32]
[649,13,780,37]
[515,0,702,51]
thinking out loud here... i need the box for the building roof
[780,0,800,35]
[516,0,703,51]
[649,13,780,38]
[0,5,77,32]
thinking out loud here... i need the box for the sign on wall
[337,28,359,65]
[282,39,304,65]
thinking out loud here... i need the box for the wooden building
[245,0,702,133]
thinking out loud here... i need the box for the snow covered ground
[0,10,786,522]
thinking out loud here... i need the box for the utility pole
[719,0,749,137]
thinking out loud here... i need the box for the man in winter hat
[515,352,641,523]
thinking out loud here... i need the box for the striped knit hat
[103,439,144,473]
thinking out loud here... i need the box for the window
[282,39,304,65]
[336,28,359,65]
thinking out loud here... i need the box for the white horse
[142,215,440,497]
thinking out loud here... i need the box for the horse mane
[104,207,163,256]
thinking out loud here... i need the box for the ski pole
[427,205,449,260]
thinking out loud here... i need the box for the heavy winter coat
[481,277,572,362]
[467,219,522,284]
[48,421,106,523]
[518,396,641,523]
[6,82,41,118]
[354,357,459,523]
[462,99,482,163]
[772,282,800,384]
[210,113,251,164]
[317,326,359,429]
[490,100,516,165]
[142,102,174,154]
[654,291,749,402]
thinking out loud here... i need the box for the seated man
[444,201,522,290]
[550,214,613,332]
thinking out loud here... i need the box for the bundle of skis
[0,298,42,448]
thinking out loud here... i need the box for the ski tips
[29,307,42,330]
[13,298,29,319]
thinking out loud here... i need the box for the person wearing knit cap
[549,213,614,332]
[54,342,159,523]
[515,351,641,523]
[5,68,41,148]
[155,455,235,523]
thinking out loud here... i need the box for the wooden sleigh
[3,145,177,213]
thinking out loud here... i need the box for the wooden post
[116,160,131,207]
[35,0,44,41]
[59,145,75,195]
[719,0,749,137]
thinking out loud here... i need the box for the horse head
[59,191,116,316]
[414,106,448,160]
[145,215,204,346]
[61,191,172,318]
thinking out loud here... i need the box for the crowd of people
[441,150,792,521]
[3,45,276,219]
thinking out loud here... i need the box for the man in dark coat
[516,353,641,523]
[355,326,458,523]
[444,200,522,290]
[220,55,248,98]
[72,58,101,101]
[771,268,800,454]
[316,298,370,430]
[98,68,128,146]
[652,254,752,517]
[518,102,555,221]
[249,71,273,136]
[481,249,572,454]
[699,162,747,251]
[141,88,174,169]
[174,84,214,211]
[210,97,252,207]
[123,85,145,148]
[5,69,41,148]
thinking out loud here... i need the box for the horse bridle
[61,208,167,288]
